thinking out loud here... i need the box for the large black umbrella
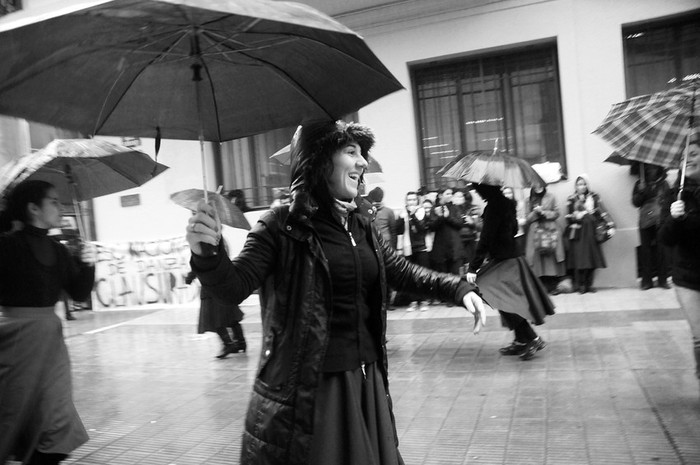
[0,0,403,142]
[0,0,403,210]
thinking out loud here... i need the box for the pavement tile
[46,288,700,465]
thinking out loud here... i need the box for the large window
[623,11,700,98]
[219,127,294,209]
[411,42,565,189]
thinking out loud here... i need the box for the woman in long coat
[565,175,615,293]
[0,180,96,465]
[524,184,566,292]
[185,120,486,465]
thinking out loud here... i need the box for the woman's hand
[466,272,477,285]
[186,200,222,256]
[462,291,486,334]
[80,242,97,265]
[670,200,686,219]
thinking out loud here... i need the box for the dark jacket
[394,207,428,253]
[191,201,475,465]
[659,180,700,291]
[632,177,670,228]
[428,203,464,262]
[468,191,520,272]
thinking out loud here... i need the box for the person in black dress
[0,180,96,465]
[466,183,555,360]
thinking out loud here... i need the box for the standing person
[466,183,554,361]
[186,244,246,359]
[185,120,485,465]
[225,189,251,213]
[502,186,527,255]
[366,187,397,249]
[564,175,615,294]
[0,180,96,465]
[632,164,671,290]
[428,187,464,275]
[524,184,566,293]
[659,137,700,394]
[451,189,478,273]
[394,191,430,311]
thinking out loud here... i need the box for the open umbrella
[593,78,698,194]
[270,143,385,183]
[440,151,545,188]
[170,188,250,230]
[0,0,403,190]
[603,152,633,166]
[0,138,168,236]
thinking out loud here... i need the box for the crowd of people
[1,119,697,464]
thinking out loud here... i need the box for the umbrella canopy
[440,151,545,188]
[270,143,385,183]
[603,152,633,166]
[0,139,168,203]
[592,78,699,169]
[0,0,403,142]
[170,188,251,230]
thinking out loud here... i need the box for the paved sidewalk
[21,287,700,464]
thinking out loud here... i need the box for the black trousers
[638,225,668,286]
[499,311,537,343]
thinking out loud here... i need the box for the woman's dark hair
[289,120,375,213]
[0,180,55,232]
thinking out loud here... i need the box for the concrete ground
[22,286,700,464]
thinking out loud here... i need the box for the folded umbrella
[170,189,251,230]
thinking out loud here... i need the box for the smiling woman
[184,120,487,465]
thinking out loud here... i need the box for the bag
[594,217,612,243]
[567,224,581,241]
[534,226,558,253]
[639,198,661,229]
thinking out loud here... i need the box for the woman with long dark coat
[0,180,96,465]
[564,175,615,293]
[185,120,486,465]
[466,183,554,361]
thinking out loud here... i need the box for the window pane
[623,11,700,96]
[411,42,565,188]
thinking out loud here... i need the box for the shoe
[578,286,587,294]
[419,304,429,312]
[407,302,417,312]
[216,340,246,359]
[587,287,596,293]
[658,282,671,289]
[65,313,76,321]
[641,282,653,291]
[519,337,546,361]
[499,341,526,356]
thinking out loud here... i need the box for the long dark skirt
[309,362,405,465]
[0,307,88,463]
[197,295,243,334]
[477,256,555,326]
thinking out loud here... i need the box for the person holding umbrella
[466,183,555,361]
[185,120,486,465]
[0,180,96,465]
[659,136,700,395]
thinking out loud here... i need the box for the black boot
[230,322,247,354]
[215,328,235,359]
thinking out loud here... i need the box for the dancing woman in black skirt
[185,120,486,465]
[466,183,555,360]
